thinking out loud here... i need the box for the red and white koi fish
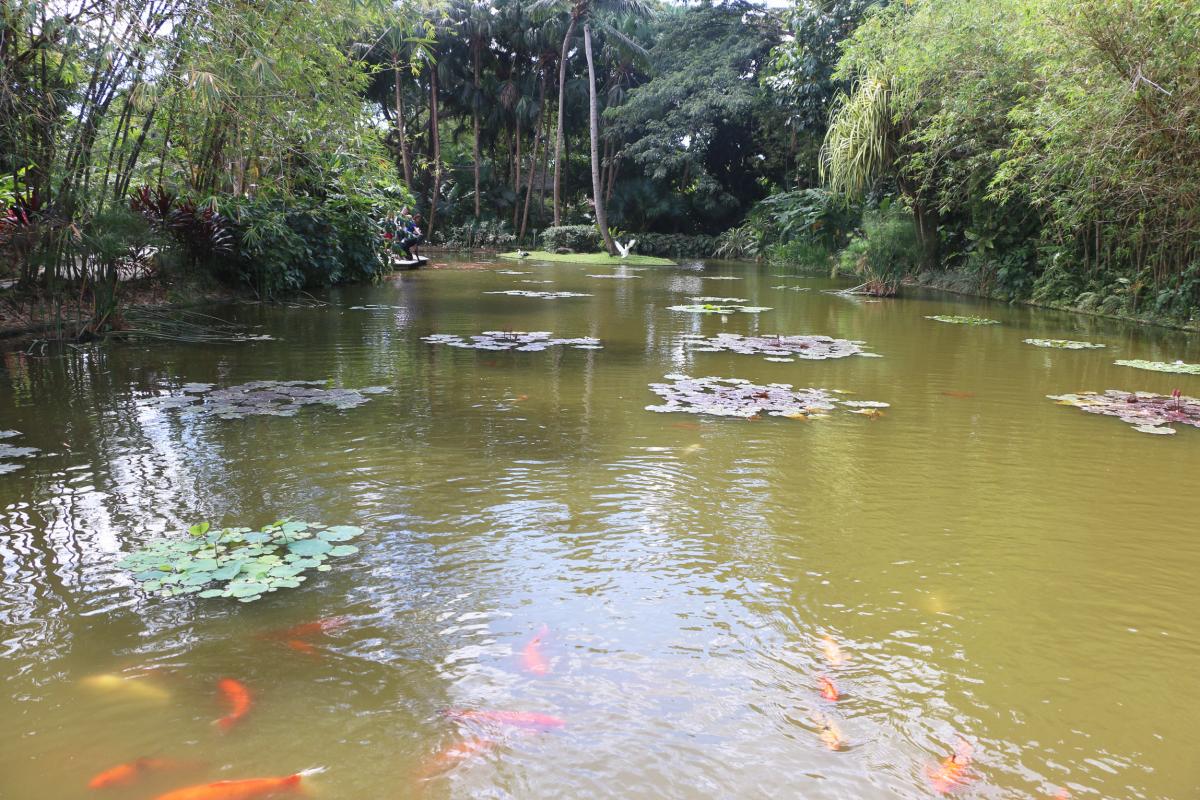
[812,712,846,751]
[1050,790,1070,800]
[88,758,197,790]
[817,675,839,702]
[444,709,565,731]
[820,636,846,668]
[925,740,974,794]
[153,767,324,800]
[522,625,550,676]
[418,737,496,780]
[215,678,251,731]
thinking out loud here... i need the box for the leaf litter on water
[423,331,602,352]
[646,375,888,420]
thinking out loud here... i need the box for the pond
[1,255,1198,799]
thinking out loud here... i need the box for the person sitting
[399,212,425,260]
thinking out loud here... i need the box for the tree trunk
[393,56,412,187]
[521,70,549,242]
[583,24,615,255]
[512,113,522,228]
[553,15,578,227]
[472,43,481,219]
[428,65,441,239]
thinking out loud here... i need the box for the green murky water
[2,256,1198,799]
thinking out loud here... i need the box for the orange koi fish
[419,737,496,780]
[1050,790,1070,800]
[941,391,976,400]
[925,740,974,794]
[215,678,251,730]
[89,758,194,790]
[820,635,846,667]
[817,675,839,702]
[522,625,550,676]
[153,768,324,800]
[444,709,565,731]
[286,640,318,656]
[264,617,348,641]
[812,712,846,751]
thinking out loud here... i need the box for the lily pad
[118,519,363,603]
[423,331,601,352]
[646,375,888,420]
[1048,389,1200,435]
[288,538,332,557]
[925,315,999,325]
[1114,359,1200,376]
[683,333,876,361]
[1024,339,1106,350]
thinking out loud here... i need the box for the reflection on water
[2,257,1199,799]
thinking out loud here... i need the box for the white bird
[516,250,530,258]
[615,239,637,259]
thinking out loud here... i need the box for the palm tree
[537,0,649,250]
[451,0,493,219]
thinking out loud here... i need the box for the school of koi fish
[79,619,1074,798]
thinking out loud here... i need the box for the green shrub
[713,225,760,259]
[771,239,834,269]
[541,225,600,252]
[635,233,716,259]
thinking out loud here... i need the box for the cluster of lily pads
[587,274,641,279]
[423,331,602,352]
[1024,339,1105,349]
[646,374,888,420]
[1049,390,1200,435]
[484,290,592,299]
[771,285,812,292]
[1114,359,1200,375]
[144,380,389,420]
[0,430,38,475]
[118,520,362,602]
[668,302,771,315]
[926,315,999,325]
[681,333,879,362]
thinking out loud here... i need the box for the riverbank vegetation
[757,0,1200,324]
[4,0,1199,337]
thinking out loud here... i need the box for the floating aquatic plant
[683,333,879,361]
[668,303,771,315]
[771,285,812,292]
[0,430,38,475]
[587,274,641,279]
[495,270,529,275]
[349,304,405,311]
[691,296,749,303]
[925,315,999,325]
[1113,359,1200,376]
[143,380,389,419]
[646,374,888,419]
[1048,390,1200,435]
[118,520,363,602]
[484,290,592,299]
[1024,339,1106,350]
[519,280,555,285]
[423,331,602,352]
[701,276,743,281]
